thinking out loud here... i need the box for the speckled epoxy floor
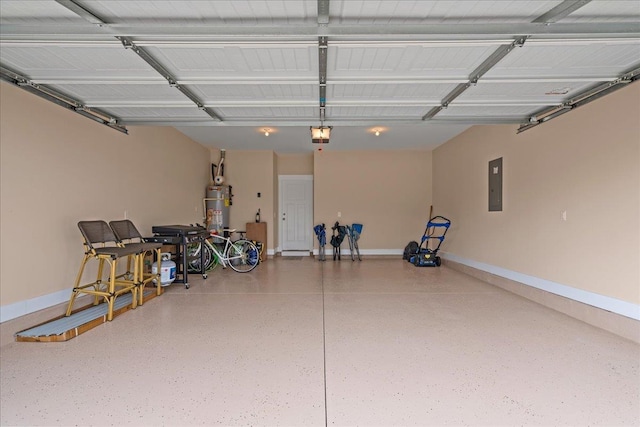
[1,257,639,426]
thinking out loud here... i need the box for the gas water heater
[205,185,230,235]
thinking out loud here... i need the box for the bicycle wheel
[228,239,259,273]
[204,241,219,271]
[186,242,200,272]
[187,242,212,273]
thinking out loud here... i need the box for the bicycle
[188,229,259,273]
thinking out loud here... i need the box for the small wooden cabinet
[246,222,267,262]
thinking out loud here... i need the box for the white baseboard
[12,250,631,325]
[442,252,640,321]
[281,250,311,256]
[1,288,72,323]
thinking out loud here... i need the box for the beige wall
[0,82,211,308]
[276,153,314,175]
[4,77,637,321]
[223,150,275,252]
[314,149,433,250]
[433,82,640,305]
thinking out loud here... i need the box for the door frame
[278,175,314,254]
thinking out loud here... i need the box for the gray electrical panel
[489,157,503,211]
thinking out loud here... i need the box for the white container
[152,253,176,286]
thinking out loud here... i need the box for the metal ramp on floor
[15,290,160,342]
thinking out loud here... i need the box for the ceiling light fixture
[310,126,332,144]
[263,128,270,136]
[375,129,380,136]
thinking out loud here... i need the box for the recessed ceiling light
[369,126,387,136]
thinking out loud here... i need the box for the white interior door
[279,175,313,252]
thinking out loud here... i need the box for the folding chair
[66,221,141,321]
[109,219,164,305]
[346,223,362,261]
[330,221,347,261]
[313,223,326,261]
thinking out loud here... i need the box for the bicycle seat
[223,229,247,237]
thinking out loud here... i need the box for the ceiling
[1,1,639,153]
